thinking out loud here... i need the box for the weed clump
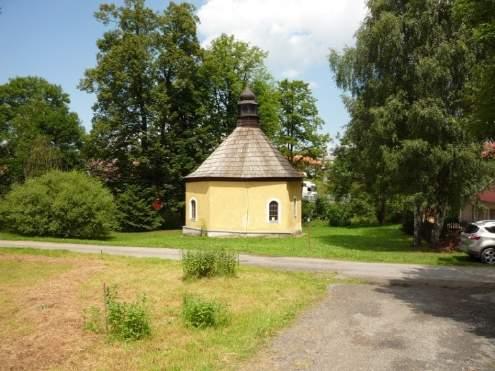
[182,294,230,329]
[83,285,151,341]
[182,249,238,279]
[104,285,151,340]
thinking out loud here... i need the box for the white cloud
[308,81,319,90]
[282,68,300,79]
[197,0,367,78]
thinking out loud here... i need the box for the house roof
[292,155,323,166]
[185,89,303,181]
[479,190,495,203]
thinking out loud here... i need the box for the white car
[460,220,495,264]
[302,181,317,201]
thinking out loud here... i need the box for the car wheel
[481,247,495,265]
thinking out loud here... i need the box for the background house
[460,188,495,222]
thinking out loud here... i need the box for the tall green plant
[182,249,238,279]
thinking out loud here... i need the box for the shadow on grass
[312,224,413,253]
[315,234,411,252]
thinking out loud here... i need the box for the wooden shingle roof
[185,88,303,181]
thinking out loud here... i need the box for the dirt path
[243,284,495,371]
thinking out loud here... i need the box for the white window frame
[266,198,281,224]
[189,197,198,221]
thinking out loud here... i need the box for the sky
[0,0,367,140]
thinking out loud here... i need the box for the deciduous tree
[330,0,490,246]
[276,79,329,165]
[80,0,205,220]
[201,34,279,139]
[0,76,83,193]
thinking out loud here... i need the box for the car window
[486,226,495,234]
[464,224,479,234]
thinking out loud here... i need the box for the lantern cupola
[237,87,259,126]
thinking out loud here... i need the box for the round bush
[0,171,117,238]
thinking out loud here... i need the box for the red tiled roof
[479,190,495,203]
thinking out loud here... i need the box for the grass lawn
[0,248,335,370]
[0,222,479,266]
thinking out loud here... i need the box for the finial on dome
[240,86,256,101]
[238,86,258,124]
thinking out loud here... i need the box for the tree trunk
[376,198,386,225]
[430,205,447,248]
[413,203,422,248]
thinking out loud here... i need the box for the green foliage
[116,184,163,232]
[23,136,62,179]
[276,79,329,164]
[0,171,116,238]
[327,197,378,227]
[454,0,495,140]
[302,200,315,222]
[81,0,205,215]
[326,203,351,227]
[182,249,238,279]
[182,294,229,329]
[83,305,105,334]
[314,196,332,220]
[0,76,84,193]
[329,0,492,246]
[202,34,278,138]
[104,285,151,341]
[401,210,415,236]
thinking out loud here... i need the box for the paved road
[1,240,494,287]
[243,284,495,371]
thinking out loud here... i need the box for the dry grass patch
[0,252,104,370]
[0,248,336,370]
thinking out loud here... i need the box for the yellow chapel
[182,87,303,237]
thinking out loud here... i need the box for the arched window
[190,198,197,221]
[268,200,279,223]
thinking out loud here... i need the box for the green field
[0,222,477,266]
[0,248,334,370]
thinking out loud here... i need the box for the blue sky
[0,0,366,141]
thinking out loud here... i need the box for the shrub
[314,196,332,220]
[182,294,229,329]
[116,184,163,232]
[327,202,352,226]
[327,194,378,227]
[182,249,238,279]
[104,285,151,341]
[302,199,316,222]
[0,171,116,238]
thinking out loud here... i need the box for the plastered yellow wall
[185,180,302,234]
[184,181,210,230]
